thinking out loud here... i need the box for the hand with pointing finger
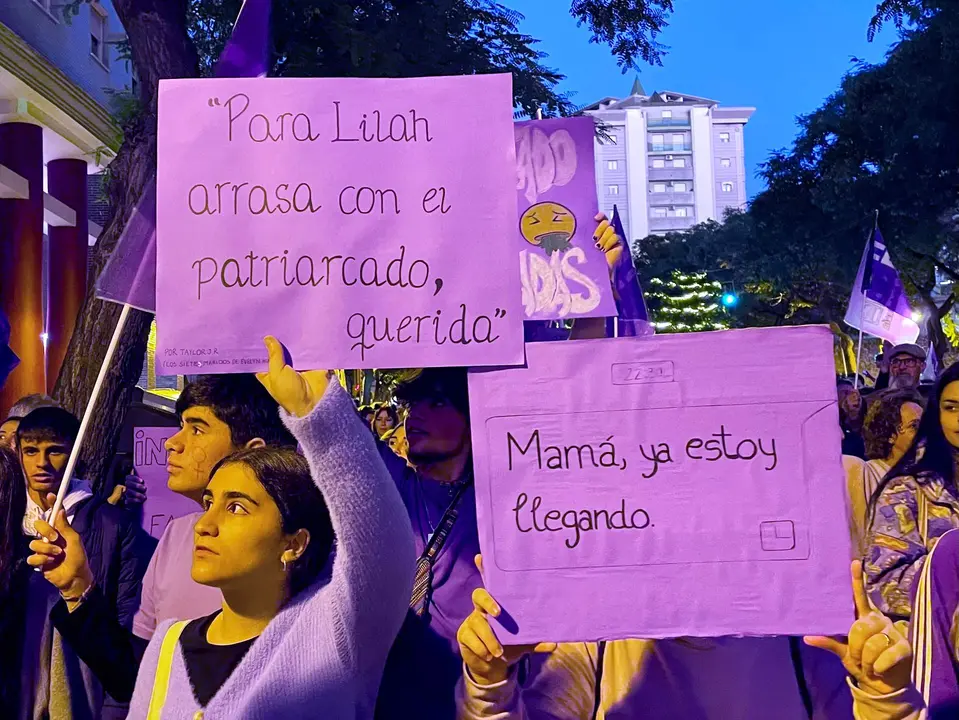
[457,555,557,685]
[804,560,912,696]
[255,336,330,418]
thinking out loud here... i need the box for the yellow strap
[146,620,189,720]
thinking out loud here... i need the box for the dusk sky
[510,0,899,197]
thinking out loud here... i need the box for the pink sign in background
[467,325,852,643]
[514,117,615,321]
[134,427,197,539]
[156,75,523,373]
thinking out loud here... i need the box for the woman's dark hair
[863,390,923,461]
[370,404,398,434]
[211,447,333,596]
[177,375,296,448]
[868,363,959,526]
[0,447,26,598]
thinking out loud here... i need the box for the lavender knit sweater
[126,383,415,719]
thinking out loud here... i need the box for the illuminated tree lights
[648,272,729,333]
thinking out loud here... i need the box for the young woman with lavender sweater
[119,339,415,718]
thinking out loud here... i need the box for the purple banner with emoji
[515,117,616,321]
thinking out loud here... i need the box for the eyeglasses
[891,358,921,369]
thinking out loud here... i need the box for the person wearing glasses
[887,345,926,392]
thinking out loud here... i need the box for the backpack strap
[146,620,189,719]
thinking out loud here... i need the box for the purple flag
[0,308,18,390]
[844,227,919,345]
[95,0,272,312]
[606,205,653,338]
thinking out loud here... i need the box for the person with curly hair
[845,391,923,555]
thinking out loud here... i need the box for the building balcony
[648,143,692,153]
[647,117,691,128]
[648,166,694,181]
[648,191,695,207]
[649,215,697,232]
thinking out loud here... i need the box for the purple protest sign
[135,427,198,539]
[155,75,523,373]
[515,117,615,321]
[468,326,852,642]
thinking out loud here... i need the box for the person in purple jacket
[29,336,415,718]
[910,526,959,717]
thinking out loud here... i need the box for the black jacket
[68,496,157,628]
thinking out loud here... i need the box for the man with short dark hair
[17,406,155,720]
[376,367,478,719]
[29,374,296,703]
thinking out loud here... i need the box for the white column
[624,108,649,240]
[691,106,716,223]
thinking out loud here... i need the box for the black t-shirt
[181,612,257,706]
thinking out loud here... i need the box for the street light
[721,292,739,308]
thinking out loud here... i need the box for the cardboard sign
[468,326,852,643]
[514,117,615,321]
[155,75,523,373]
[134,427,197,539]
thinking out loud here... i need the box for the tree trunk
[53,0,197,489]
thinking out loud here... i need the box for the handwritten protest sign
[468,325,852,642]
[515,117,615,321]
[135,427,197,539]
[155,75,523,373]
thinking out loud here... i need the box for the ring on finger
[878,632,892,647]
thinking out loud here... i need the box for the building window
[652,158,665,169]
[674,182,687,193]
[673,158,686,168]
[90,4,109,67]
[720,158,732,168]
[722,182,734,193]
[662,110,673,119]
[607,160,619,171]
[652,183,666,193]
[719,132,731,143]
[672,134,685,146]
[653,208,667,218]
[675,208,689,218]
[608,185,620,195]
[651,134,664,145]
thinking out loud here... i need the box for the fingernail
[493,647,503,658]
[492,604,501,616]
[52,547,62,556]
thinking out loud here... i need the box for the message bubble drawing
[468,325,854,642]
[520,201,577,256]
[483,403,813,574]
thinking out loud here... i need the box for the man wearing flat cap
[887,343,926,391]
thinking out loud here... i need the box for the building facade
[584,79,754,240]
[0,0,130,411]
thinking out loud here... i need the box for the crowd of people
[0,215,955,719]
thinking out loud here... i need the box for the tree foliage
[636,0,959,357]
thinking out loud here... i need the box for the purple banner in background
[515,117,615,321]
[134,427,198,539]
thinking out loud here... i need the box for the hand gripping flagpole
[47,0,272,523]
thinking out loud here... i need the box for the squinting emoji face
[520,202,576,253]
